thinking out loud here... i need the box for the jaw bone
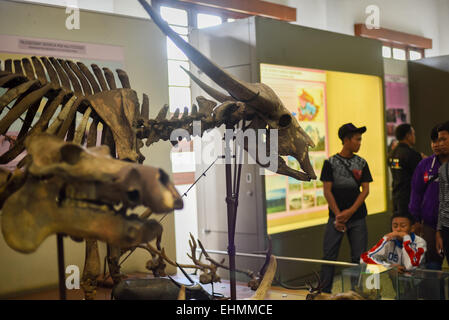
[1,133,182,253]
[1,175,164,253]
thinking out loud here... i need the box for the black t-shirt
[387,142,422,212]
[320,154,373,221]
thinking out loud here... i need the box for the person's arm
[337,162,373,223]
[323,181,347,232]
[405,150,423,176]
[321,160,346,231]
[360,236,389,266]
[323,181,341,217]
[321,160,341,216]
[337,182,369,223]
[436,165,445,255]
[402,234,426,270]
[409,160,425,225]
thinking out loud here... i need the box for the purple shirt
[409,154,440,229]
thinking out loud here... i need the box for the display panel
[0,35,125,171]
[384,74,410,148]
[261,64,329,227]
[261,63,387,234]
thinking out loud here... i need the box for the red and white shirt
[360,233,426,271]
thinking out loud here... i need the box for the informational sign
[0,34,125,171]
[260,64,329,226]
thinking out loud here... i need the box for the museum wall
[285,0,448,57]
[0,0,176,297]
[409,58,449,157]
[384,58,408,79]
[437,0,449,57]
[19,0,449,57]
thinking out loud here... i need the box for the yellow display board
[261,64,387,234]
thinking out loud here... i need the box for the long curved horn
[247,255,277,300]
[138,0,271,108]
[180,66,233,103]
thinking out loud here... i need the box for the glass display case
[396,268,449,300]
[341,264,397,300]
[187,248,449,300]
[341,264,449,300]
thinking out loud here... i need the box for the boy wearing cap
[319,123,373,293]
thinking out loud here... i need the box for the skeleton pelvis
[1,176,162,253]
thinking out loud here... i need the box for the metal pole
[224,123,237,300]
[56,234,66,300]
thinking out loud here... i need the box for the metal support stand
[224,121,244,300]
[56,233,66,300]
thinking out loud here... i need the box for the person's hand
[333,220,346,233]
[414,222,423,236]
[392,264,406,274]
[436,231,444,257]
[336,209,352,224]
[385,231,408,241]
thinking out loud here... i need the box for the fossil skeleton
[0,56,280,299]
[0,56,185,299]
[0,0,317,300]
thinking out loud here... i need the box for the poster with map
[261,64,329,225]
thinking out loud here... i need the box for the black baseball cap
[338,123,367,140]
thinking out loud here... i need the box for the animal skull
[138,0,316,181]
[1,133,183,253]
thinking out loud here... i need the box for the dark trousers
[420,224,443,270]
[320,217,368,293]
[418,226,449,300]
[442,226,449,266]
[393,196,409,215]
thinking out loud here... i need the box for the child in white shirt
[360,213,427,272]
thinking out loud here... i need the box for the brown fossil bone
[138,0,316,181]
[246,255,277,300]
[1,133,182,253]
[304,272,376,300]
[0,55,179,299]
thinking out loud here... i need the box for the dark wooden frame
[354,23,431,60]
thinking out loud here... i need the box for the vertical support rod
[57,234,66,300]
[224,123,237,300]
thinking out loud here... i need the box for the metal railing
[197,248,358,267]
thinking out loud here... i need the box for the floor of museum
[6,273,310,300]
